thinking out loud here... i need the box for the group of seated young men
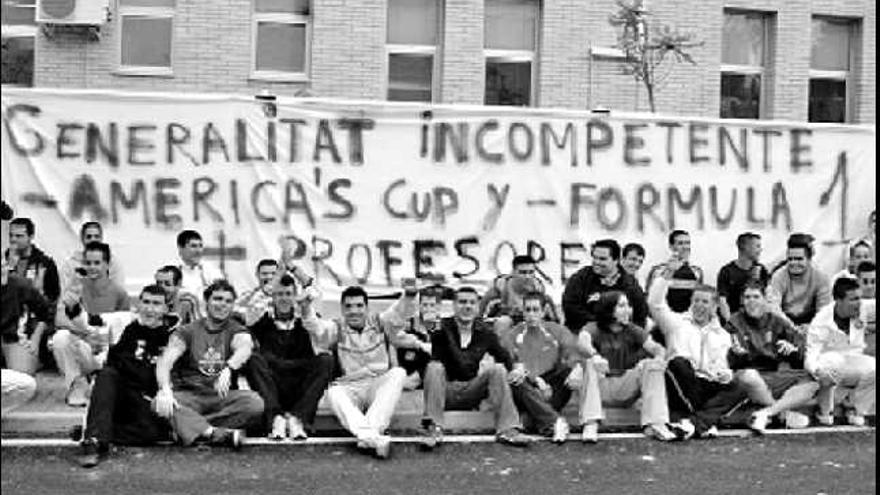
[0,212,875,468]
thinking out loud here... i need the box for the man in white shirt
[176,230,223,307]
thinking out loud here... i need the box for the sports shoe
[642,423,676,442]
[421,423,443,451]
[77,440,109,468]
[748,409,771,434]
[269,415,286,440]
[846,411,866,427]
[581,422,599,444]
[669,419,696,440]
[373,435,392,459]
[66,377,90,407]
[815,412,835,426]
[552,417,570,444]
[210,428,243,450]
[701,426,719,439]
[496,429,531,447]
[287,416,308,440]
[783,411,810,429]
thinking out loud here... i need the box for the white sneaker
[815,412,835,426]
[581,422,599,444]
[552,417,569,444]
[287,416,308,440]
[373,435,392,459]
[643,423,676,442]
[846,412,866,427]
[669,419,696,440]
[749,409,771,434]
[783,411,810,429]
[269,415,286,440]
[702,426,719,439]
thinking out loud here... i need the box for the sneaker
[287,416,308,440]
[209,428,243,450]
[701,426,719,439]
[643,423,676,442]
[373,435,392,459]
[269,415,286,440]
[846,412,866,427]
[581,422,599,444]
[815,412,835,426]
[669,419,696,441]
[77,440,109,468]
[66,377,90,407]
[421,424,443,451]
[552,417,570,444]
[749,410,771,434]
[496,429,531,447]
[783,411,810,429]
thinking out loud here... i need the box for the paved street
[1,431,874,495]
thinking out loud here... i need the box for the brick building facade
[9,0,877,123]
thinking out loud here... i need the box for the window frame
[808,17,856,123]
[250,4,311,83]
[116,1,176,77]
[482,0,540,107]
[385,0,443,103]
[719,10,771,119]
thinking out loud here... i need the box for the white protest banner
[1,88,875,299]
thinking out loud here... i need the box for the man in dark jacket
[77,284,174,468]
[562,239,648,332]
[1,256,51,374]
[421,287,530,450]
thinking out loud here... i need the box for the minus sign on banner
[21,193,58,208]
[526,199,557,207]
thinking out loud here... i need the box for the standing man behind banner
[717,233,770,322]
[646,230,704,314]
[175,230,223,313]
[60,222,126,293]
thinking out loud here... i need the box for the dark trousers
[273,354,334,428]
[665,357,748,432]
[84,367,170,445]
[240,353,281,432]
[512,366,572,435]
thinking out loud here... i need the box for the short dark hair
[455,286,480,299]
[786,237,813,259]
[157,265,182,286]
[84,241,111,263]
[256,259,278,273]
[418,288,440,301]
[692,284,720,303]
[140,284,168,301]
[668,230,689,246]
[0,200,12,221]
[741,280,766,299]
[522,291,545,308]
[9,218,34,236]
[592,239,621,261]
[850,240,872,257]
[340,286,368,305]
[856,261,876,276]
[595,291,626,330]
[512,255,536,268]
[79,221,102,239]
[204,279,236,302]
[832,277,860,300]
[176,230,202,248]
[278,274,297,288]
[622,242,645,259]
[736,232,760,251]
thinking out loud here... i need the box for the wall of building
[33,0,875,122]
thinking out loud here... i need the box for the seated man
[726,282,821,433]
[481,255,560,334]
[856,261,875,356]
[60,221,125,292]
[766,237,831,328]
[577,291,676,442]
[831,240,873,284]
[77,284,174,468]
[805,277,875,427]
[500,291,585,443]
[153,280,264,448]
[1,256,51,375]
[650,258,743,438]
[155,265,200,327]
[396,286,440,390]
[421,287,531,450]
[620,242,646,287]
[53,242,131,406]
[235,259,278,327]
[645,230,704,313]
[301,286,409,459]
[249,274,334,440]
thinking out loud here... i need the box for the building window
[484,0,538,106]
[252,0,310,81]
[720,11,769,119]
[1,0,36,86]
[118,0,174,74]
[809,17,855,123]
[386,0,440,102]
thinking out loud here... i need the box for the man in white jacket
[806,277,875,426]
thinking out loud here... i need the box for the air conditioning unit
[36,0,110,25]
